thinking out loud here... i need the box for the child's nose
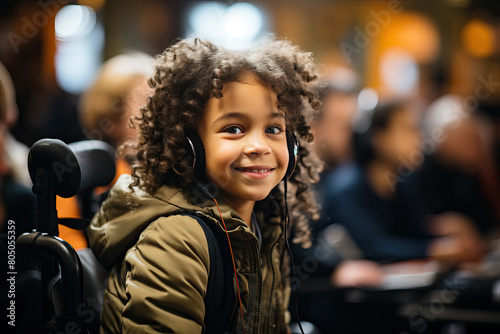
[243,134,271,156]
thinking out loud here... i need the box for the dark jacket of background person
[417,153,499,237]
[88,174,291,334]
[0,175,35,236]
[317,163,433,263]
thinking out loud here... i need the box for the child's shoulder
[136,214,210,259]
[89,175,207,270]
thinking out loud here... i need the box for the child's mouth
[234,167,275,173]
[235,168,274,173]
[234,166,276,179]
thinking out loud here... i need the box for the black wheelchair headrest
[68,140,116,194]
[28,139,81,198]
[28,139,116,198]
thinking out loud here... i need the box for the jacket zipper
[255,237,263,334]
[267,236,281,332]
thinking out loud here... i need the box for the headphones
[186,129,298,184]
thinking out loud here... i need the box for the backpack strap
[181,214,236,334]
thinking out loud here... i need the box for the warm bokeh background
[1,0,500,147]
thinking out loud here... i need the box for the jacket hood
[88,174,247,271]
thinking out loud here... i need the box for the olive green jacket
[88,175,291,333]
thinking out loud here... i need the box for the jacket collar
[153,185,249,232]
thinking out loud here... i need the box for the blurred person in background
[0,62,31,188]
[290,74,386,334]
[294,70,383,289]
[55,52,153,249]
[481,104,500,225]
[0,62,32,187]
[0,62,35,235]
[79,52,154,173]
[1,60,41,334]
[311,69,360,200]
[317,100,485,264]
[312,69,358,172]
[1,59,87,249]
[478,105,500,227]
[418,94,500,240]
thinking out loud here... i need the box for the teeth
[239,168,271,173]
[250,169,269,173]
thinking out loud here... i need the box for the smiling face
[197,76,289,209]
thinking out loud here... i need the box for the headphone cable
[284,178,305,334]
[214,198,246,334]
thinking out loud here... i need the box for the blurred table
[293,259,500,333]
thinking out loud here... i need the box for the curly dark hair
[127,37,322,246]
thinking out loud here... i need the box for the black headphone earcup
[186,130,206,179]
[285,133,298,179]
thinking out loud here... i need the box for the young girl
[88,37,321,333]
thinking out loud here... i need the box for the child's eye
[223,126,243,134]
[266,126,284,135]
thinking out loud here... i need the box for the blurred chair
[17,139,115,333]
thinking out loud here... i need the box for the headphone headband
[186,136,197,169]
[286,133,299,179]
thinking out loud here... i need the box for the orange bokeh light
[461,19,495,58]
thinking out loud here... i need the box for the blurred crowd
[291,67,500,333]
